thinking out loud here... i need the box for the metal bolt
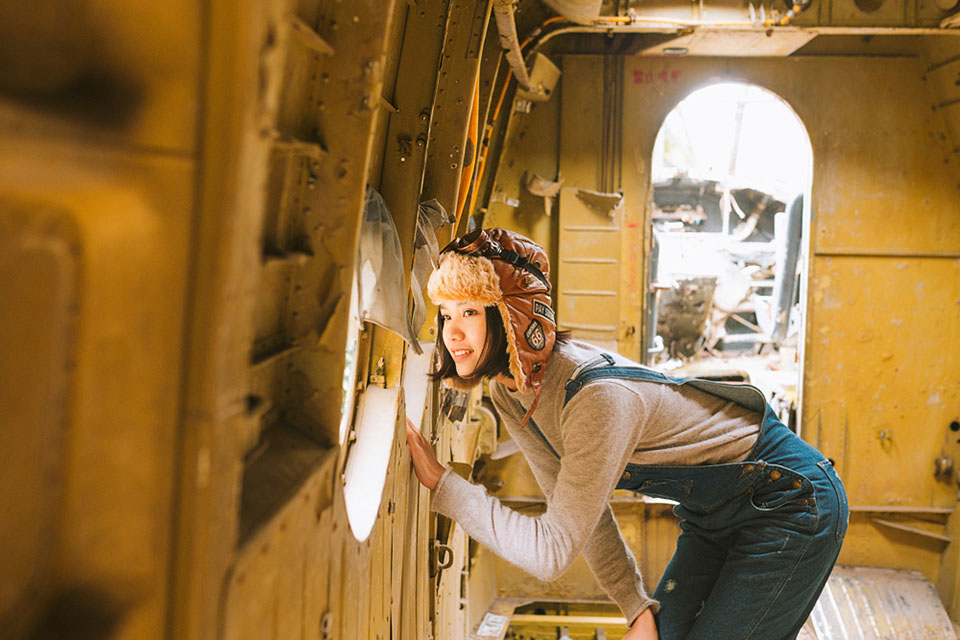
[935,457,954,477]
[398,136,413,161]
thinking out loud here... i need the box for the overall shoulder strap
[563,354,682,407]
[562,354,768,414]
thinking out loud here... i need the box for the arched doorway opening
[647,82,812,428]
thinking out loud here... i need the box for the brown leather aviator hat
[427,228,556,425]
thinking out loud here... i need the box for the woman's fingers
[405,416,421,439]
[405,417,446,490]
[405,417,437,490]
[406,419,429,454]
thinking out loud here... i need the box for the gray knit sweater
[430,340,761,625]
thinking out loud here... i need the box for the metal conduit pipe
[492,0,534,91]
[770,193,804,343]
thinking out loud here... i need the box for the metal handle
[433,542,454,571]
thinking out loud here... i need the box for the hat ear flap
[497,300,526,390]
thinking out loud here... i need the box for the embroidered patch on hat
[532,300,555,325]
[525,319,546,351]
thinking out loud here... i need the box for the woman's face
[439,299,487,378]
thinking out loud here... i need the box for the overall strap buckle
[564,353,616,405]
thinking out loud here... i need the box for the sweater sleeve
[582,506,659,623]
[431,381,658,621]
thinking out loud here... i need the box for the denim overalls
[532,354,848,640]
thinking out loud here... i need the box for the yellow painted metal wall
[0,2,201,637]
[5,2,960,639]
[1,1,495,639]
[179,1,493,639]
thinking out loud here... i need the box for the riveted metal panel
[422,1,493,233]
[483,75,559,258]
[377,1,450,262]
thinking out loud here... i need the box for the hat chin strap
[518,388,541,428]
[489,247,549,289]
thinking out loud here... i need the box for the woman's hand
[405,417,446,490]
[623,607,658,640]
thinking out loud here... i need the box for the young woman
[405,227,847,640]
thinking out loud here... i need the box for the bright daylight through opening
[648,82,813,428]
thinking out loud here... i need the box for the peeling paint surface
[804,257,960,510]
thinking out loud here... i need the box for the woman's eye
[441,314,451,321]
[464,309,477,316]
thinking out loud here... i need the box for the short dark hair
[431,306,571,386]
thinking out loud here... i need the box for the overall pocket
[749,464,815,512]
[634,478,693,502]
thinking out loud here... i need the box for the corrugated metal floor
[799,566,957,640]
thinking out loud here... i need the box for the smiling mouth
[451,349,473,360]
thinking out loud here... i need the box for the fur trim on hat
[427,252,501,306]
[497,300,527,390]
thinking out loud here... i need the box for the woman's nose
[445,320,464,340]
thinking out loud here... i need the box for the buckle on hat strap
[493,247,550,290]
